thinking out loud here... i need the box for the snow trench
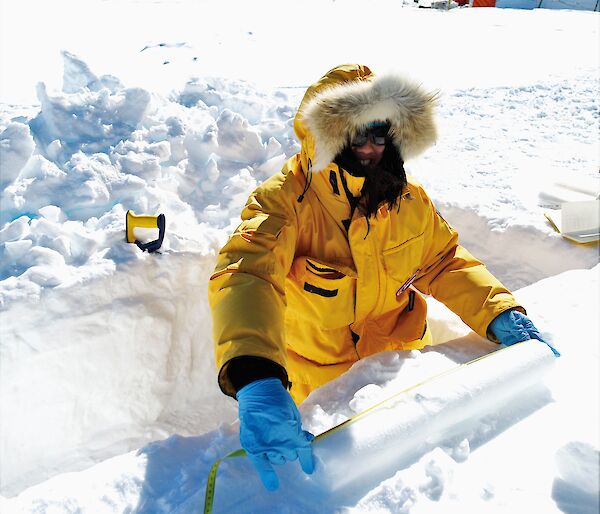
[437,203,599,291]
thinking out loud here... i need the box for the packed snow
[0,1,599,512]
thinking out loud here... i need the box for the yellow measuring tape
[203,448,246,514]
[202,344,518,513]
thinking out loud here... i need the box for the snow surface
[0,1,599,512]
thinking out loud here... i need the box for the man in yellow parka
[208,64,557,491]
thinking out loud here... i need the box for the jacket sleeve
[208,173,299,397]
[411,186,524,339]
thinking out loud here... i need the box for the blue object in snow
[236,378,315,491]
[489,309,560,357]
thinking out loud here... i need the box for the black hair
[334,142,407,219]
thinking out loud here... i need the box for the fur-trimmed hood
[294,64,438,173]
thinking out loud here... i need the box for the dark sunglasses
[351,127,389,147]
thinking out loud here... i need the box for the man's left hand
[489,309,560,357]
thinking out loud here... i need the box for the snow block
[313,341,556,494]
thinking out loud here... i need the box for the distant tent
[424,0,597,9]
[495,0,598,9]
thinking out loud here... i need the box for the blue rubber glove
[489,309,560,357]
[236,377,315,491]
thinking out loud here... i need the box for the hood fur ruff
[301,74,438,173]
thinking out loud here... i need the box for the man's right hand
[236,377,315,491]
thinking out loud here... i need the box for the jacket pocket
[382,232,425,288]
[286,256,355,329]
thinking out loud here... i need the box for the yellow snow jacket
[209,65,522,403]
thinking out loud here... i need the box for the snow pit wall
[0,251,236,497]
